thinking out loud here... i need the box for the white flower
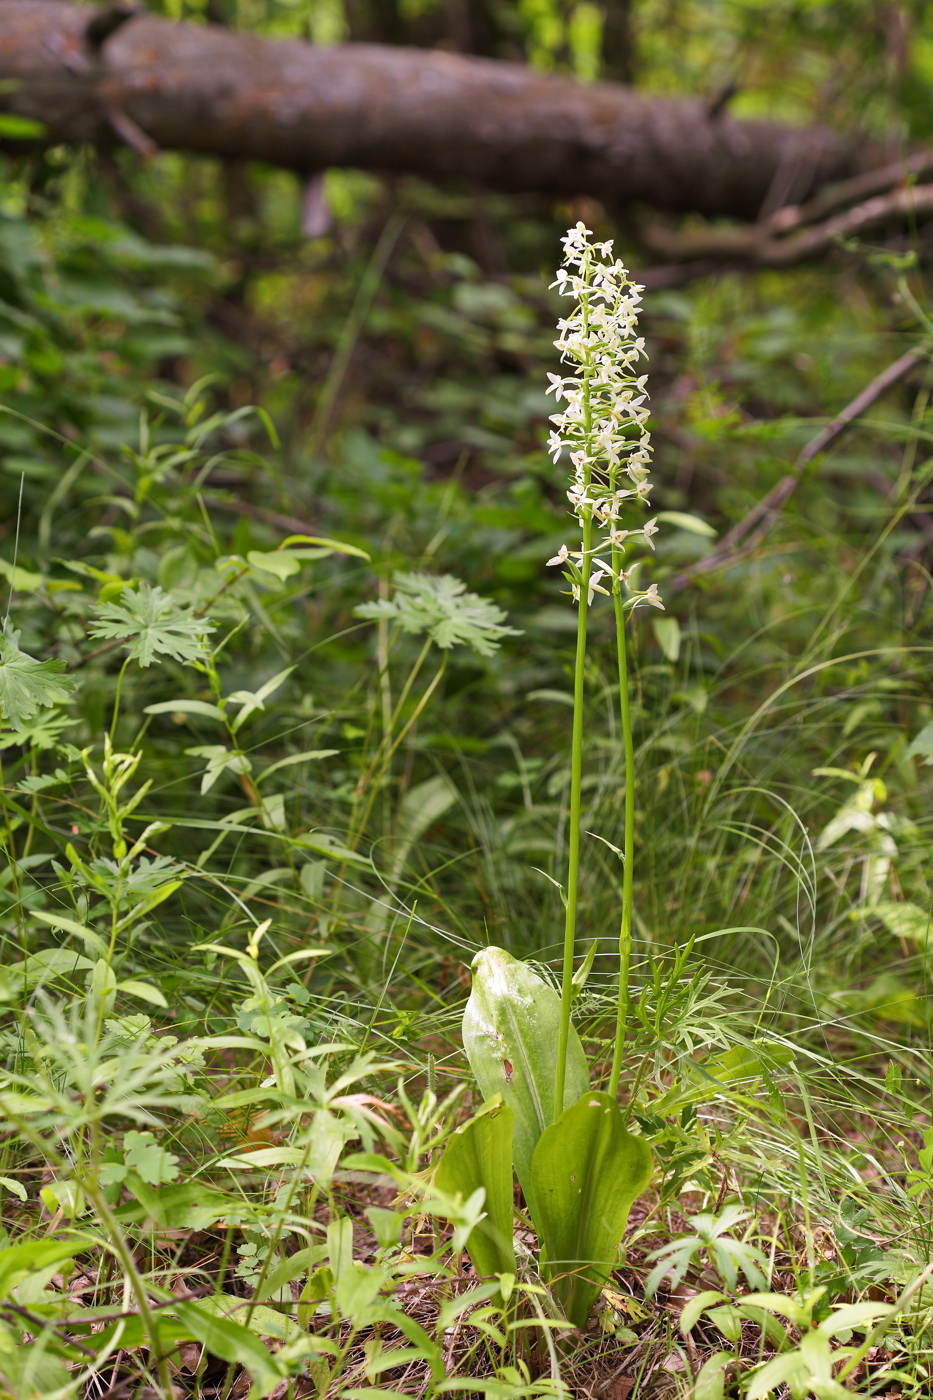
[545,224,660,606]
[587,567,611,605]
[547,544,570,567]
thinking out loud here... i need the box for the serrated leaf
[123,1129,180,1185]
[0,623,75,732]
[355,572,520,657]
[89,582,215,667]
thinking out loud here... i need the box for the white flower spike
[547,225,662,612]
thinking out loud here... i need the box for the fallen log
[0,0,892,221]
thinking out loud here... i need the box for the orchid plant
[435,225,657,1327]
[544,220,662,1112]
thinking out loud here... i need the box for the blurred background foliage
[2,0,933,1050]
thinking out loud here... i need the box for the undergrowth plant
[1,206,933,1400]
[435,225,666,1328]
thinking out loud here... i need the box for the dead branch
[643,178,933,271]
[671,343,930,592]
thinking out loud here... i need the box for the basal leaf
[434,1096,516,1279]
[463,946,589,1216]
[530,1090,652,1327]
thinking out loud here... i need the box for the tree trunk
[0,0,892,220]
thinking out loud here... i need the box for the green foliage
[2,8,933,1391]
[356,571,521,656]
[531,1090,652,1326]
[0,623,75,732]
[463,946,590,1214]
[433,1096,517,1279]
[89,581,215,667]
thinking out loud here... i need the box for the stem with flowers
[448,226,657,1326]
[545,222,663,1115]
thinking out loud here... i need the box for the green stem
[608,566,635,1099]
[109,656,131,747]
[554,513,592,1122]
[83,1180,177,1399]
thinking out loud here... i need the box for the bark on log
[0,0,893,220]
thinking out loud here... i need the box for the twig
[201,494,321,536]
[0,1301,99,1357]
[671,343,929,591]
[642,165,933,274]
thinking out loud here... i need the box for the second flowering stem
[554,512,592,1121]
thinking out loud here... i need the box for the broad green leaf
[680,1289,728,1334]
[692,1351,733,1400]
[0,624,75,732]
[0,1239,88,1297]
[434,1096,516,1279]
[89,582,215,667]
[246,548,314,580]
[872,901,933,949]
[652,615,681,662]
[746,1349,809,1400]
[1,948,94,991]
[116,978,168,1008]
[256,1244,328,1300]
[32,908,106,955]
[530,1090,652,1327]
[0,559,44,592]
[0,1332,71,1399]
[173,1299,287,1397]
[117,1179,245,1230]
[907,721,933,765]
[335,1260,384,1321]
[196,1292,304,1342]
[463,946,589,1215]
